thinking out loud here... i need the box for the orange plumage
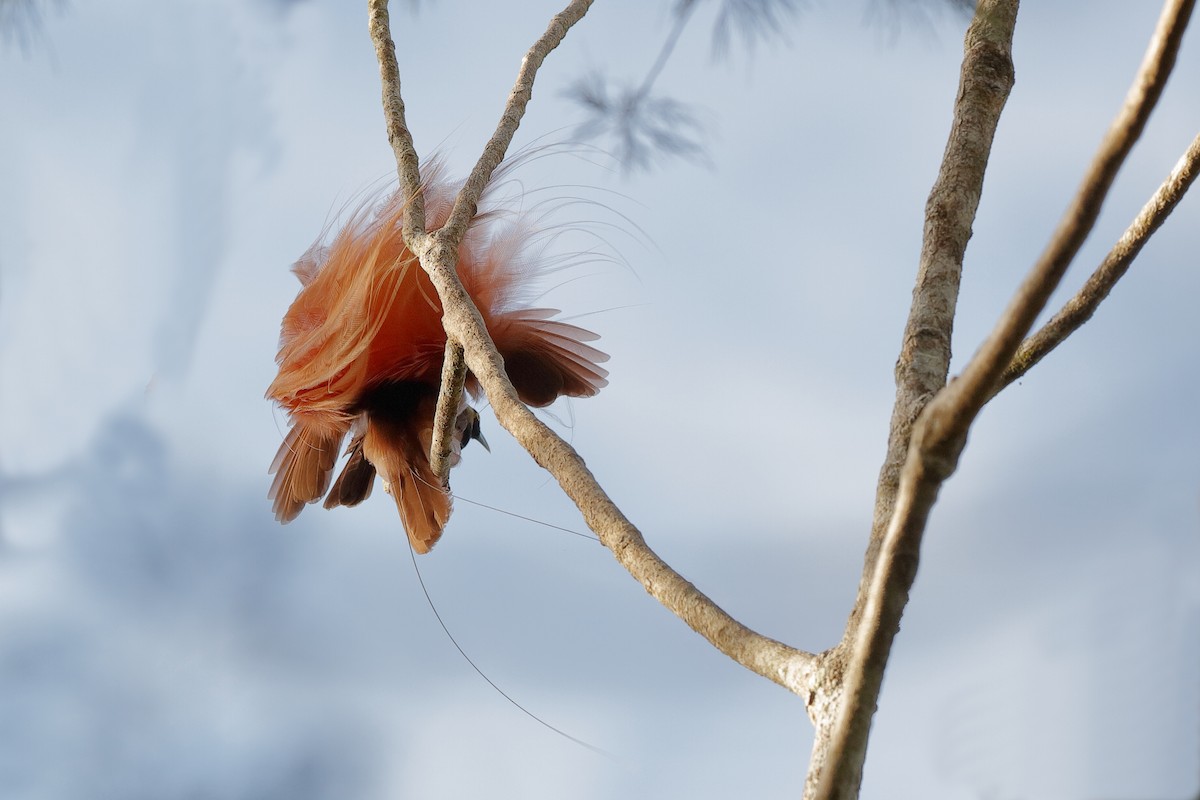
[267,170,608,553]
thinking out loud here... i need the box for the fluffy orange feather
[267,170,608,553]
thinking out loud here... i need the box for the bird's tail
[361,402,451,554]
[268,416,348,523]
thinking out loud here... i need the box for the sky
[0,1,1198,798]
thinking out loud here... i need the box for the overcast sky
[1,1,1198,798]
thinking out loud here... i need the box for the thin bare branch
[423,0,594,466]
[460,302,825,695]
[368,0,425,238]
[950,0,1193,418]
[996,130,1200,394]
[410,218,821,689]
[371,0,597,473]
[437,0,595,248]
[368,0,819,695]
[430,340,467,482]
[816,1,1194,797]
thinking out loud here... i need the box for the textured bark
[363,0,1198,795]
[997,129,1200,394]
[368,0,424,237]
[429,340,467,481]
[809,3,1021,797]
[367,0,819,695]
[850,0,1019,639]
[813,1,1194,797]
[806,4,1022,796]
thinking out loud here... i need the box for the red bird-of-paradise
[267,169,609,553]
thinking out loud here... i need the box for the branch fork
[364,1,1198,797]
[367,0,818,697]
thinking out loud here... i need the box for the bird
[266,166,609,553]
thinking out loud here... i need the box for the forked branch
[816,0,1194,797]
[973,0,1194,407]
[996,130,1200,393]
[367,0,819,695]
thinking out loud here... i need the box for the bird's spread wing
[488,309,609,407]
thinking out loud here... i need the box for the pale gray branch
[854,0,1024,606]
[368,0,425,238]
[996,130,1200,394]
[952,0,1192,417]
[429,340,467,482]
[811,2,1020,797]
[430,0,594,467]
[423,224,820,695]
[815,0,1194,797]
[438,0,595,247]
[367,0,819,695]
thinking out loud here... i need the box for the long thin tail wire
[405,538,613,759]
[452,494,600,544]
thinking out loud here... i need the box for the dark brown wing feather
[268,421,347,523]
[324,430,376,509]
[488,309,609,407]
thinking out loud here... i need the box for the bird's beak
[458,406,491,453]
[469,414,490,452]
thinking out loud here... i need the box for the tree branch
[437,0,595,248]
[367,0,820,694]
[957,0,1193,412]
[848,0,1021,666]
[815,0,1194,797]
[809,6,1020,798]
[437,0,594,471]
[995,130,1200,394]
[434,243,821,690]
[429,339,467,482]
[368,0,425,238]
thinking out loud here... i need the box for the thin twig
[951,0,1193,418]
[368,0,425,238]
[427,0,594,466]
[367,0,821,693]
[430,339,467,481]
[437,0,596,248]
[995,130,1200,394]
[816,1,1194,797]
